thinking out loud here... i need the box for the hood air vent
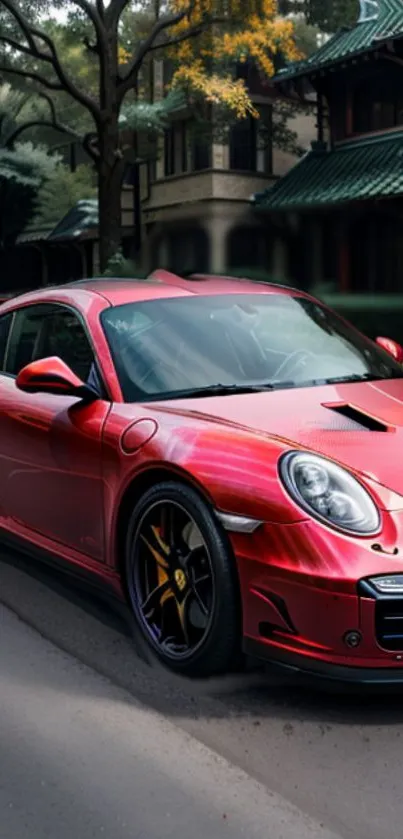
[325,403,388,432]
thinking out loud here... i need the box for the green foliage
[292,17,322,56]
[0,83,63,244]
[278,0,359,33]
[0,0,64,42]
[0,142,60,244]
[32,163,97,230]
[0,0,304,269]
[304,0,359,32]
[316,293,403,343]
[0,141,59,185]
[101,248,147,279]
[120,89,186,132]
[0,83,47,145]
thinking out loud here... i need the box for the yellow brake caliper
[141,525,189,633]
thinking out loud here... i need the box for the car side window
[40,308,94,382]
[5,304,95,382]
[5,306,45,375]
[0,313,13,372]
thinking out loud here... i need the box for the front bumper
[243,638,403,688]
[232,515,403,687]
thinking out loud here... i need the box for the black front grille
[376,600,403,651]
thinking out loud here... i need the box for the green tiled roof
[48,199,98,241]
[17,200,98,245]
[277,0,403,81]
[253,132,403,212]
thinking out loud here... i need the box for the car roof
[66,271,311,305]
[0,271,310,311]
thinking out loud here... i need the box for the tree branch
[83,131,100,162]
[70,1,109,94]
[0,64,64,91]
[35,91,84,140]
[31,29,102,119]
[105,0,132,28]
[4,90,82,148]
[0,34,52,63]
[83,35,99,54]
[5,119,78,148]
[147,22,207,53]
[118,6,195,98]
[0,0,102,120]
[71,0,108,74]
[71,0,105,36]
[33,91,59,125]
[0,0,50,60]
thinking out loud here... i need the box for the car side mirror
[16,356,98,401]
[375,336,403,364]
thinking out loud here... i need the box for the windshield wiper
[316,373,402,385]
[170,383,278,399]
[145,380,302,401]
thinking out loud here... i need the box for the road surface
[0,549,401,838]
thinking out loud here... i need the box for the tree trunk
[97,118,125,274]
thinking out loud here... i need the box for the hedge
[316,294,403,344]
[221,269,403,344]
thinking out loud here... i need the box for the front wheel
[125,481,241,677]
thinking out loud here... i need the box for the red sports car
[2,270,403,684]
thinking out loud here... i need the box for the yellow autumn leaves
[167,0,301,119]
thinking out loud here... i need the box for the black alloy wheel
[125,481,241,677]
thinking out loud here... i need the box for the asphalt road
[0,550,402,839]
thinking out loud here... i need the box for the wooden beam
[338,223,351,292]
[345,89,353,136]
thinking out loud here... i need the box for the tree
[0,0,301,271]
[32,162,97,230]
[0,83,95,245]
[0,85,61,245]
[304,0,358,32]
[290,17,321,56]
[279,0,359,33]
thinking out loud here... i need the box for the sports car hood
[165,378,403,501]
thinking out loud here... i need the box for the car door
[0,302,111,563]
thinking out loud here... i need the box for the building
[253,0,403,294]
[140,59,315,277]
[1,56,315,291]
[1,190,135,294]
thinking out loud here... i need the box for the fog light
[344,630,362,649]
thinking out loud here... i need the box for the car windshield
[101,293,403,402]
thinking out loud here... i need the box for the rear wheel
[125,481,240,677]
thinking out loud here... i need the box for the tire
[125,480,241,677]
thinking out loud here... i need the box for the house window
[258,105,273,173]
[230,116,257,171]
[235,60,264,95]
[352,80,403,134]
[229,106,272,173]
[191,132,211,171]
[164,121,188,176]
[180,121,188,172]
[123,163,136,185]
[164,126,175,176]
[149,157,157,183]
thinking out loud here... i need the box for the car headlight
[279,451,381,535]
